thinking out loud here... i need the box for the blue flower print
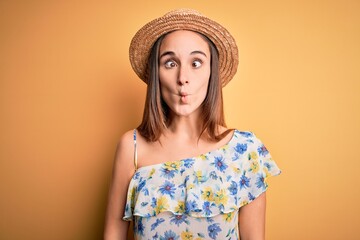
[202,201,212,216]
[160,167,176,179]
[151,218,165,231]
[160,230,179,240]
[234,143,247,155]
[264,162,271,170]
[208,223,221,239]
[232,152,240,161]
[137,177,146,192]
[185,200,198,213]
[136,178,149,196]
[122,129,281,240]
[133,171,140,180]
[228,181,238,195]
[151,197,157,208]
[170,214,189,226]
[178,175,189,188]
[239,174,250,190]
[206,217,215,223]
[159,181,176,198]
[125,204,130,214]
[239,131,252,138]
[183,158,195,168]
[135,218,145,236]
[209,171,218,180]
[256,173,266,189]
[257,144,269,157]
[142,188,149,196]
[213,156,228,172]
[248,192,255,201]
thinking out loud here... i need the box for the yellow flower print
[231,163,241,174]
[201,187,214,201]
[175,201,185,213]
[195,170,207,183]
[199,154,207,160]
[214,189,229,205]
[248,151,258,161]
[156,196,169,214]
[219,144,229,151]
[250,161,259,173]
[222,211,235,222]
[181,229,193,240]
[164,161,181,171]
[240,200,249,206]
[264,167,270,178]
[187,183,195,190]
[149,168,156,178]
[129,187,136,201]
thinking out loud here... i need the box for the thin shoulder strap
[133,129,138,171]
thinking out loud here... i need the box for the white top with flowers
[123,130,281,240]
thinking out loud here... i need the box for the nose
[178,65,189,85]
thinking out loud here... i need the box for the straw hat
[129,9,239,87]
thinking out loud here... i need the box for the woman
[104,9,281,240]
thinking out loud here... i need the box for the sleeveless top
[123,129,281,240]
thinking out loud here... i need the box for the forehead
[159,30,210,54]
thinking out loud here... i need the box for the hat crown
[163,8,202,17]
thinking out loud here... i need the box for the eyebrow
[159,50,208,59]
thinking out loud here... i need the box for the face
[158,30,211,118]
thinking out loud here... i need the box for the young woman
[104,9,281,240]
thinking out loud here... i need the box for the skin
[104,30,266,240]
[158,30,210,119]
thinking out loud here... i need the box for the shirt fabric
[123,129,281,240]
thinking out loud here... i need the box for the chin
[172,110,192,117]
[171,106,202,117]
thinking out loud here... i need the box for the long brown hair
[138,31,229,142]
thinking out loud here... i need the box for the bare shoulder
[104,130,135,238]
[113,129,136,174]
[218,126,235,143]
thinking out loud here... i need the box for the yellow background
[1,0,359,239]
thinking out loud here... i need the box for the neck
[167,117,202,138]
[162,110,206,142]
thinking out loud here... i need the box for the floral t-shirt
[123,130,281,240]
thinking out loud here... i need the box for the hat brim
[129,9,239,87]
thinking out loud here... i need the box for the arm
[104,131,135,240]
[238,192,266,240]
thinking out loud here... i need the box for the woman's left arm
[238,192,266,240]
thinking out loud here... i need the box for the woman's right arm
[104,131,135,240]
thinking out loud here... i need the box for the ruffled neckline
[123,129,281,220]
[134,129,238,173]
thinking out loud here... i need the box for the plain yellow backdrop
[1,0,359,239]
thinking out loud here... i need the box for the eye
[192,60,202,68]
[164,60,177,68]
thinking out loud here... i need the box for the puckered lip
[179,91,189,97]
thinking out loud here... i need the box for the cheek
[196,70,211,93]
[159,80,175,106]
[159,71,175,91]
[199,82,210,101]
[159,80,173,98]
